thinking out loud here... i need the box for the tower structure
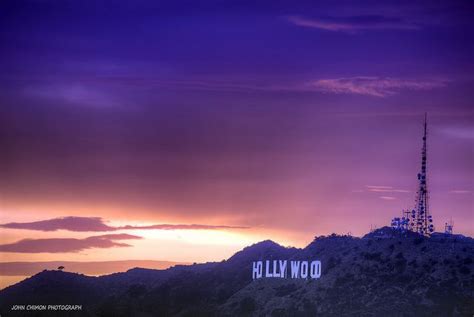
[391,209,411,231]
[409,113,434,235]
[444,219,454,235]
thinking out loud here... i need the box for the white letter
[272,260,279,277]
[300,261,308,279]
[265,260,273,277]
[290,261,300,278]
[279,260,287,278]
[310,261,321,279]
[252,261,262,279]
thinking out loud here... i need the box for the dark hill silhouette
[0,260,188,277]
[1,227,473,316]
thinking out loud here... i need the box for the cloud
[21,75,448,98]
[440,127,474,140]
[366,185,392,189]
[24,84,121,108]
[0,217,116,232]
[0,234,141,253]
[366,185,410,193]
[379,196,396,200]
[119,224,249,230]
[308,77,446,97]
[0,216,249,232]
[287,15,420,33]
[449,190,471,194]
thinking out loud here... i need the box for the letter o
[310,261,321,278]
[300,261,308,278]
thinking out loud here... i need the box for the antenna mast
[411,113,434,235]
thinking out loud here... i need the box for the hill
[0,227,473,316]
[0,260,189,277]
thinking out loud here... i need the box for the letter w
[290,261,300,278]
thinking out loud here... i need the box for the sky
[0,0,473,283]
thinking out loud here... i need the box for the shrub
[459,266,470,275]
[275,283,297,297]
[413,237,424,245]
[239,297,256,314]
[127,284,147,298]
[271,308,288,317]
[363,252,382,261]
[422,263,431,272]
[395,258,407,273]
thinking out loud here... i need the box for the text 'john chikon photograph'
[0,1,473,316]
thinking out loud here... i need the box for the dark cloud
[287,15,420,33]
[0,217,249,232]
[120,224,249,230]
[0,234,141,253]
[0,217,115,232]
[308,77,446,97]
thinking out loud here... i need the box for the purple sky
[0,0,473,257]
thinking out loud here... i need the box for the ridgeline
[1,227,473,316]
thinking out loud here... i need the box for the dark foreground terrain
[1,227,473,317]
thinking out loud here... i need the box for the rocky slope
[0,228,473,316]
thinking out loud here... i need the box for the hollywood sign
[252,260,322,280]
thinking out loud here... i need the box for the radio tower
[410,113,434,235]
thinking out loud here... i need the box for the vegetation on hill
[0,227,472,316]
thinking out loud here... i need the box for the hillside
[0,260,189,277]
[0,228,473,316]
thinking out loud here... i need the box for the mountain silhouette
[0,227,473,316]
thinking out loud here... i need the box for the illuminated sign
[252,260,321,279]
